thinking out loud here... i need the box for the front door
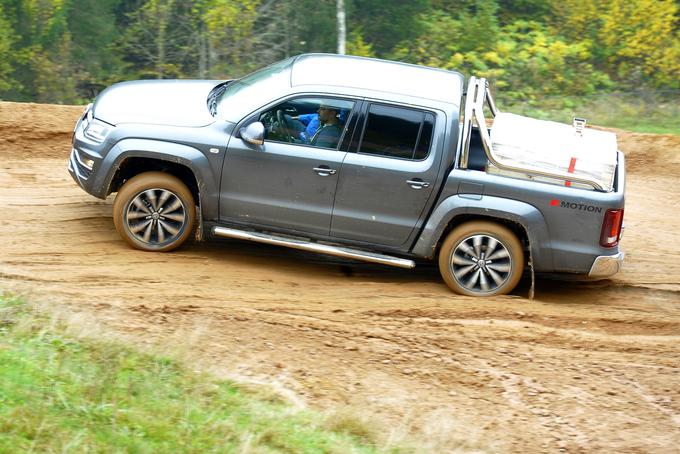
[220,96,356,236]
[331,103,444,247]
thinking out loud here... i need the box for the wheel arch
[437,213,529,256]
[412,194,554,271]
[91,138,220,221]
[108,157,199,205]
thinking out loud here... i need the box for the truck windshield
[216,57,294,123]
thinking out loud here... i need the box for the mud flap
[528,238,535,300]
[195,198,203,242]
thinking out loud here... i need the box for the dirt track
[1,101,679,452]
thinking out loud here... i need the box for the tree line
[0,0,678,105]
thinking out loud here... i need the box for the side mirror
[240,122,265,146]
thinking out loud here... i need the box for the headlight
[84,119,112,143]
[75,104,93,133]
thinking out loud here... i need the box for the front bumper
[68,147,92,189]
[68,105,110,198]
[588,251,624,278]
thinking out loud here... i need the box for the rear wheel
[113,172,196,252]
[438,221,524,296]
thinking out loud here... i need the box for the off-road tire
[438,221,524,296]
[113,171,196,252]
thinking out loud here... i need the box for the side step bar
[212,226,416,269]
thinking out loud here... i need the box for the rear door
[330,102,444,247]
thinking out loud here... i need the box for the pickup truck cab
[68,53,625,296]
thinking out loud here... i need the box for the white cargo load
[488,112,618,192]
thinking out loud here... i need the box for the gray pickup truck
[68,53,625,296]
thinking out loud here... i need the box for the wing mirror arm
[239,122,265,146]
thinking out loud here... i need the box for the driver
[294,112,320,142]
[308,104,343,148]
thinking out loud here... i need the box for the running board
[212,226,416,269]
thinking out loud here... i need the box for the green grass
[501,92,680,135]
[0,294,392,454]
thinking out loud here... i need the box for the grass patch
[501,91,680,135]
[0,293,394,453]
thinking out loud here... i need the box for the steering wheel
[276,109,295,143]
[260,109,304,143]
[259,110,285,142]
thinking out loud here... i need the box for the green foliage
[490,21,613,99]
[599,0,680,88]
[68,0,126,95]
[550,0,680,88]
[0,0,678,109]
[346,30,375,58]
[349,0,429,56]
[0,4,17,92]
[119,0,196,79]
[292,0,338,53]
[505,91,680,135]
[496,0,551,24]
[200,0,262,76]
[0,294,387,453]
[394,15,612,100]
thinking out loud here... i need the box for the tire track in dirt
[1,101,679,452]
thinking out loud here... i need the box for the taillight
[600,209,624,247]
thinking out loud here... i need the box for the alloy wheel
[125,188,187,246]
[449,234,513,293]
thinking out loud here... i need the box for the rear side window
[358,104,435,160]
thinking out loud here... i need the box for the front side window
[258,97,355,150]
[358,104,435,160]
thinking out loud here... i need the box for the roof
[290,54,464,104]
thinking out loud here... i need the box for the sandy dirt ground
[1,101,679,452]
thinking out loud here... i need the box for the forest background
[0,0,678,133]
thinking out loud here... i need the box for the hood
[92,80,221,127]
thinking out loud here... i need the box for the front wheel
[438,221,524,296]
[113,172,196,252]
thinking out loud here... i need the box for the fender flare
[91,138,219,220]
[412,194,554,271]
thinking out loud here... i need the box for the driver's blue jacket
[297,113,320,142]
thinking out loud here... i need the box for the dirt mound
[595,125,680,175]
[1,100,679,452]
[0,102,82,158]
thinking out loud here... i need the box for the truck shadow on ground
[192,237,658,303]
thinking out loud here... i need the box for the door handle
[313,166,337,176]
[406,179,430,189]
